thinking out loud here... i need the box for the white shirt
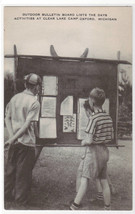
[6,89,40,147]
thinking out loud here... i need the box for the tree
[4,71,14,113]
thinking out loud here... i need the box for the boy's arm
[81,115,96,146]
[33,121,39,137]
[5,115,13,138]
[5,100,40,148]
[81,133,93,146]
[112,127,114,140]
[5,102,13,138]
[5,120,31,147]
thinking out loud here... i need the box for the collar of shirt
[23,89,34,96]
[93,109,106,115]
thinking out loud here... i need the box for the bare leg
[107,173,116,195]
[100,179,111,207]
[74,177,89,205]
[76,170,82,193]
[96,178,102,192]
[89,179,103,202]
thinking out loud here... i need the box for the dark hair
[25,82,36,89]
[83,100,93,112]
[83,100,90,110]
[90,88,106,106]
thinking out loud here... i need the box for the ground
[4,129,132,210]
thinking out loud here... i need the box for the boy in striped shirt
[70,88,113,210]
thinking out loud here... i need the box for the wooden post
[13,44,18,94]
[115,64,120,148]
[117,50,121,60]
[116,51,121,147]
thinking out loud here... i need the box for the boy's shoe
[69,202,80,210]
[89,198,103,208]
[96,192,104,201]
[89,196,103,207]
[89,192,104,205]
[104,204,111,210]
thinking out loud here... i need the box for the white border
[1,1,134,214]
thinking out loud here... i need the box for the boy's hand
[4,142,10,149]
[4,139,14,149]
[81,140,87,146]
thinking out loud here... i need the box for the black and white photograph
[3,5,132,211]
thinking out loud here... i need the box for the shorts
[78,144,109,180]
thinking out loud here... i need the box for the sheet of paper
[60,96,73,115]
[42,76,58,96]
[41,97,56,117]
[39,118,57,138]
[63,114,76,132]
[102,98,110,114]
[77,98,88,140]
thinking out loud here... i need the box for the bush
[118,82,132,137]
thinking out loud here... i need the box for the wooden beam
[4,54,131,65]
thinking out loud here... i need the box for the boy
[4,73,41,208]
[83,99,115,201]
[70,88,113,210]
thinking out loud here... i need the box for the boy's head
[89,88,106,110]
[83,99,93,117]
[24,73,42,95]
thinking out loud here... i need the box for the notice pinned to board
[63,114,76,133]
[42,76,58,96]
[41,97,56,117]
[39,118,57,138]
[77,98,88,140]
[60,96,73,115]
[102,98,110,114]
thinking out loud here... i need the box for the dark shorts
[78,144,109,180]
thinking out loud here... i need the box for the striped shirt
[85,112,113,144]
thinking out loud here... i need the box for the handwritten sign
[63,114,76,132]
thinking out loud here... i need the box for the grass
[4,128,132,210]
